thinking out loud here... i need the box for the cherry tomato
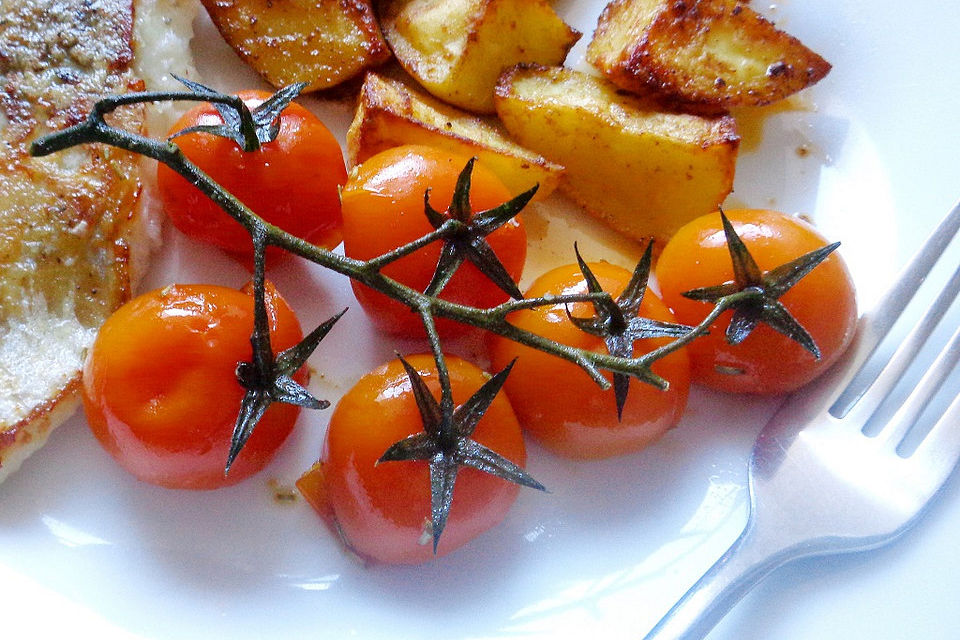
[655,208,857,394]
[296,354,527,564]
[487,261,690,459]
[340,145,527,336]
[82,282,306,489]
[157,90,347,261]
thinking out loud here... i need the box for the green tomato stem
[28,89,727,390]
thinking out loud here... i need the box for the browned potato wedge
[379,0,580,113]
[494,65,739,245]
[200,0,391,92]
[586,0,831,107]
[346,72,562,200]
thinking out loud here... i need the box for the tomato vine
[30,81,841,549]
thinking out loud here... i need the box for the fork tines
[831,199,960,452]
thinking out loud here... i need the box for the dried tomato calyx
[567,242,691,418]
[422,157,536,301]
[168,76,307,152]
[227,307,345,473]
[681,210,840,358]
[378,356,545,553]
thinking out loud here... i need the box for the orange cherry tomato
[82,282,306,489]
[655,208,857,394]
[297,354,527,564]
[488,261,690,459]
[340,145,527,337]
[157,90,347,261]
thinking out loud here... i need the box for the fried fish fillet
[0,0,196,483]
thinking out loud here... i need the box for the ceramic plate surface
[2,1,959,638]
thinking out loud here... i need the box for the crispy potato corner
[347,72,562,200]
[587,0,831,107]
[379,0,580,113]
[200,0,391,92]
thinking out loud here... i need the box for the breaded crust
[0,0,153,483]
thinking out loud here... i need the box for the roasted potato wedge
[494,65,739,245]
[586,0,831,107]
[200,0,391,92]
[379,0,580,113]
[346,72,562,200]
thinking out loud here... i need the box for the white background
[2,0,959,638]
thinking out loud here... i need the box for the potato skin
[200,0,391,92]
[587,0,831,107]
[346,71,562,200]
[494,64,739,246]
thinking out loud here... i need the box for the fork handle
[643,518,792,640]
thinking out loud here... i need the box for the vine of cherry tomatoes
[88,88,858,564]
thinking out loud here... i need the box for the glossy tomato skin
[340,145,526,337]
[488,262,690,459]
[157,90,347,261]
[298,354,526,564]
[82,282,306,489]
[655,209,857,394]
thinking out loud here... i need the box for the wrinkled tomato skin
[655,209,857,395]
[82,282,305,489]
[488,262,690,459]
[340,145,526,337]
[157,90,346,261]
[298,354,526,565]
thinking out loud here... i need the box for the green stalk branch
[34,87,799,412]
[639,289,763,366]
[30,90,679,384]
[32,85,811,534]
[363,225,453,271]
[418,307,455,424]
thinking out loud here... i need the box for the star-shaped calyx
[378,355,546,552]
[567,242,692,419]
[227,277,346,472]
[422,157,537,300]
[169,76,307,152]
[682,210,840,357]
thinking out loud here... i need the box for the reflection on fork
[644,200,960,640]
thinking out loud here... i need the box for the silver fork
[644,200,960,640]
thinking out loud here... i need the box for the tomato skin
[488,262,690,459]
[655,209,857,394]
[298,354,526,564]
[82,282,306,489]
[340,145,527,336]
[157,90,347,261]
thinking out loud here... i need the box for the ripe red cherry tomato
[488,261,690,459]
[296,354,527,564]
[339,145,527,336]
[82,282,306,489]
[655,208,857,394]
[157,90,347,261]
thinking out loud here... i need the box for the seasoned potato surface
[495,65,739,244]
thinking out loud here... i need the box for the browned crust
[0,0,146,482]
[348,72,513,163]
[589,0,831,108]
[201,0,392,91]
[642,2,831,106]
[0,379,82,480]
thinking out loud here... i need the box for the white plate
[2,1,960,638]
